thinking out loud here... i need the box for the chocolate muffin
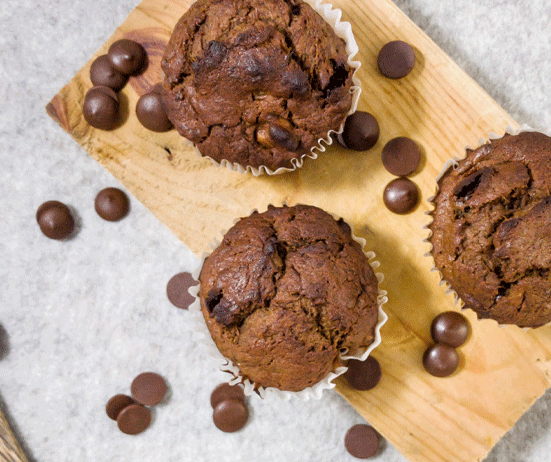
[429,131,551,328]
[198,205,380,391]
[161,0,355,171]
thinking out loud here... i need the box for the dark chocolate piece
[136,92,173,132]
[108,39,147,75]
[90,55,128,91]
[212,399,249,433]
[83,86,119,130]
[106,394,135,421]
[94,187,129,221]
[343,356,382,391]
[36,200,75,240]
[422,343,459,377]
[116,404,151,435]
[210,383,246,408]
[130,372,167,406]
[431,311,470,348]
[381,137,421,176]
[166,272,198,310]
[339,111,380,151]
[377,40,415,79]
[383,178,419,214]
[344,424,380,459]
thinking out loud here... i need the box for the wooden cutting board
[45,0,551,461]
[0,410,28,462]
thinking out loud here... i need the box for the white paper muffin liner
[190,0,362,176]
[186,209,387,400]
[423,124,549,329]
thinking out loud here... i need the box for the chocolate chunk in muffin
[429,131,551,327]
[161,0,356,171]
[198,205,380,391]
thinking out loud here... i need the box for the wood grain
[0,410,28,462]
[45,1,551,462]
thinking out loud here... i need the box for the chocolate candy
[381,137,421,176]
[423,343,459,377]
[130,372,167,406]
[210,383,246,408]
[94,187,129,221]
[338,111,380,151]
[343,356,382,391]
[116,404,151,435]
[105,394,135,421]
[166,272,198,310]
[108,39,147,75]
[344,424,380,459]
[36,200,75,240]
[83,86,119,130]
[383,178,419,214]
[377,40,416,79]
[431,311,470,348]
[90,55,128,91]
[212,399,249,433]
[136,91,173,132]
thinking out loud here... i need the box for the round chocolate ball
[210,383,246,408]
[212,399,249,433]
[343,356,382,391]
[36,200,75,240]
[344,424,380,459]
[116,404,151,435]
[90,55,128,91]
[83,87,119,130]
[338,111,380,151]
[136,92,173,132]
[423,343,459,377]
[377,40,416,79]
[383,177,419,214]
[108,39,147,75]
[431,311,470,348]
[381,137,421,176]
[130,372,167,406]
[94,187,129,221]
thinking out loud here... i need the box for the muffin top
[198,205,380,391]
[161,0,354,171]
[429,131,551,328]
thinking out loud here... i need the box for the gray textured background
[1,0,550,461]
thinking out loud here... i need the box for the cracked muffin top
[198,204,380,391]
[161,0,355,171]
[429,131,551,328]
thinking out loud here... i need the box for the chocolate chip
[94,187,129,221]
[212,399,249,432]
[431,312,470,348]
[343,356,382,391]
[383,178,419,214]
[106,394,135,421]
[83,86,119,130]
[344,424,380,459]
[453,168,491,200]
[136,92,173,132]
[90,55,128,91]
[339,111,380,151]
[116,404,151,435]
[377,40,416,79]
[210,383,246,408]
[130,372,167,406]
[423,343,459,377]
[166,272,198,310]
[381,137,421,176]
[282,69,309,97]
[269,121,299,151]
[36,200,75,240]
[108,39,147,75]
